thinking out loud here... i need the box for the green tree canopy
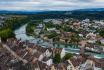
[46,31,58,39]
[53,53,61,64]
[0,28,15,41]
[63,53,72,61]
[99,29,104,38]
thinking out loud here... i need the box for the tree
[53,53,61,64]
[0,28,15,41]
[62,26,73,32]
[63,53,72,61]
[70,34,80,44]
[45,21,55,28]
[26,23,36,36]
[4,16,29,30]
[99,29,104,38]
[46,31,58,39]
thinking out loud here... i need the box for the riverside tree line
[0,15,29,41]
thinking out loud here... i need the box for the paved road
[2,44,28,64]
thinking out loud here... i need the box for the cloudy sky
[0,0,104,11]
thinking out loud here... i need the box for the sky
[0,0,104,11]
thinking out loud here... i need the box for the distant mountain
[0,8,104,20]
[0,8,104,15]
[0,10,43,14]
[74,8,104,11]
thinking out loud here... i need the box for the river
[14,24,104,59]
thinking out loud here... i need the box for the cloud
[0,0,104,11]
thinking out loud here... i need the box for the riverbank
[0,16,30,41]
[14,24,104,59]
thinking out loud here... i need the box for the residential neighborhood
[0,15,104,70]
